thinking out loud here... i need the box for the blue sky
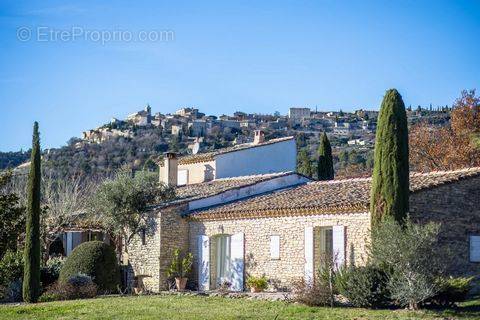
[0,0,479,151]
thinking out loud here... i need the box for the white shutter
[230,233,244,291]
[304,226,314,283]
[198,235,210,291]
[332,225,346,269]
[270,235,280,260]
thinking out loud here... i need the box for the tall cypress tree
[317,133,334,180]
[370,89,409,226]
[23,122,41,303]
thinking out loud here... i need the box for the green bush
[428,277,474,307]
[0,250,23,301]
[42,273,97,301]
[336,265,391,308]
[370,218,446,309]
[41,256,66,288]
[38,291,62,303]
[246,275,268,291]
[59,241,120,293]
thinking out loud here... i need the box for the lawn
[1,294,480,320]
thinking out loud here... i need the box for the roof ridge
[213,171,294,181]
[410,166,480,176]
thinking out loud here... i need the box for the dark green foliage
[40,257,65,288]
[59,241,120,292]
[297,148,314,177]
[0,250,23,300]
[335,266,391,308]
[370,89,409,226]
[23,122,41,303]
[428,277,473,307]
[0,171,25,257]
[0,150,30,170]
[317,133,334,180]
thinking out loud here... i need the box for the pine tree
[23,122,41,303]
[370,89,409,226]
[317,133,334,180]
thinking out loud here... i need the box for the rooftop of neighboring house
[153,171,307,208]
[177,135,294,165]
[188,167,480,220]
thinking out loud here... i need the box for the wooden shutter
[230,233,245,291]
[198,235,210,291]
[332,225,346,269]
[304,226,314,283]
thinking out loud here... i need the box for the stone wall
[158,204,190,290]
[125,213,162,292]
[126,205,190,292]
[189,212,370,290]
[410,176,480,280]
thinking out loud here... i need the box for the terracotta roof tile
[189,167,480,220]
[154,171,300,208]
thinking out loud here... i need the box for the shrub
[38,291,62,303]
[43,274,97,301]
[41,256,66,288]
[246,275,268,291]
[336,265,391,308]
[59,241,120,293]
[428,276,474,307]
[2,279,23,302]
[0,250,23,287]
[0,250,23,301]
[292,278,333,307]
[166,249,193,279]
[370,218,448,309]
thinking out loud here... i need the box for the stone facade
[189,212,370,290]
[125,173,480,293]
[126,205,189,292]
[409,176,480,280]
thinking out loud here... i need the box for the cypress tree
[370,89,409,226]
[23,122,41,303]
[317,133,334,180]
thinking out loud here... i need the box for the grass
[1,294,480,320]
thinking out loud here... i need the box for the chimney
[253,130,265,145]
[160,152,178,187]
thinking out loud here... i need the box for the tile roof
[189,167,480,220]
[178,136,294,165]
[154,171,300,208]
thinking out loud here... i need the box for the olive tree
[369,217,449,310]
[89,168,175,252]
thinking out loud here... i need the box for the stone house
[125,132,480,291]
[126,162,480,293]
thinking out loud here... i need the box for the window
[319,228,333,268]
[470,235,480,262]
[140,228,146,245]
[270,235,280,259]
[216,235,231,283]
